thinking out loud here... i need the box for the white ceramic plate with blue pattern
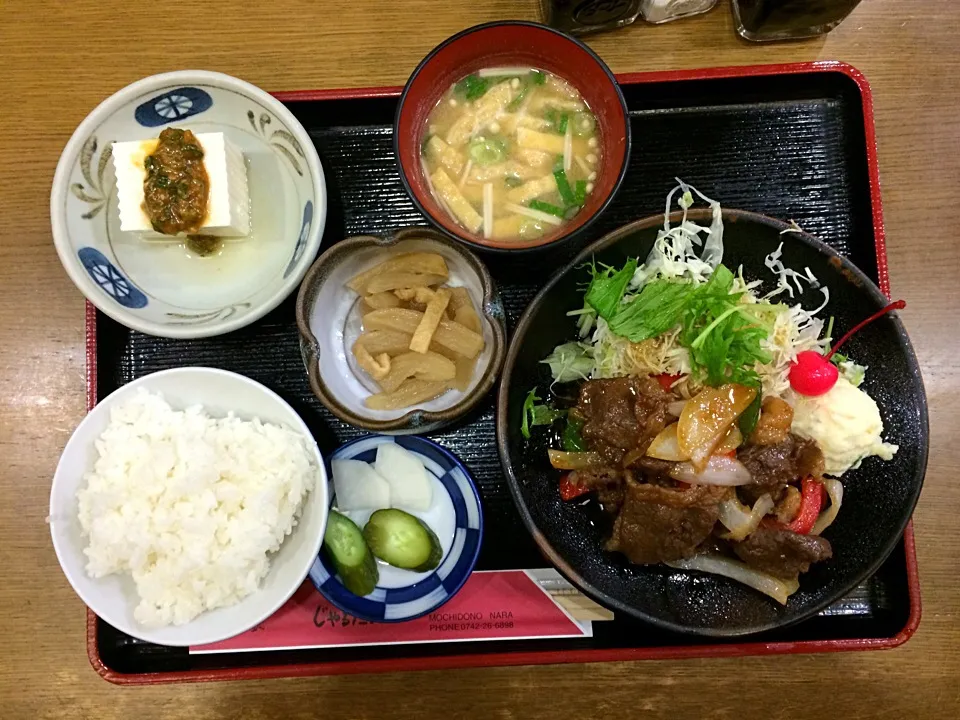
[310,434,483,622]
[51,70,326,338]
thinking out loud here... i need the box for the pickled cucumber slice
[362,509,443,572]
[323,510,379,596]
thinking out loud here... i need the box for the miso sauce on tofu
[142,128,211,235]
[113,129,250,248]
[420,68,601,242]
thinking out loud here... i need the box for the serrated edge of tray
[83,60,920,685]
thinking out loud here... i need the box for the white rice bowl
[50,367,329,647]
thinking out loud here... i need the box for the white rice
[77,389,317,627]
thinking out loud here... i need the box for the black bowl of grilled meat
[496,199,927,636]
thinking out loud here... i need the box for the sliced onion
[715,425,743,455]
[718,493,774,541]
[547,449,604,471]
[670,455,753,486]
[810,478,844,535]
[646,423,690,461]
[666,554,800,605]
[678,384,757,471]
[667,400,687,417]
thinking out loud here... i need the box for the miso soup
[420,68,602,242]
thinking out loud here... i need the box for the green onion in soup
[420,67,601,242]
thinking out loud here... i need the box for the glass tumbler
[731,0,864,41]
[541,0,717,34]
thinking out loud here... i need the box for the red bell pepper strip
[558,472,590,501]
[787,477,824,534]
[655,373,681,392]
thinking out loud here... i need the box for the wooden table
[2,1,958,717]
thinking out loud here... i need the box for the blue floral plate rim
[50,69,327,339]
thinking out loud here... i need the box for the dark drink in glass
[540,0,719,34]
[540,0,643,35]
[732,0,863,41]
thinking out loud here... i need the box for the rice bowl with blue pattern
[310,434,483,622]
[50,70,326,338]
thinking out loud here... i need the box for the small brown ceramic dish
[296,227,507,434]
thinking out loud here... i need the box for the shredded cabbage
[589,321,691,379]
[779,219,804,235]
[543,182,859,397]
[763,242,829,311]
[541,342,593,384]
[755,304,830,397]
[630,180,721,290]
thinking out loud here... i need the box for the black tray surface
[93,69,910,676]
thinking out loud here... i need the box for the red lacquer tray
[83,61,921,684]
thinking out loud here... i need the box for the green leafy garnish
[521,389,537,439]
[455,74,490,100]
[554,169,576,206]
[608,280,695,342]
[532,404,565,426]
[584,259,773,388]
[507,85,528,111]
[738,391,762,437]
[584,259,637,320]
[531,70,546,85]
[562,416,587,452]
[521,389,565,439]
[679,265,771,387]
[574,179,587,205]
[544,108,559,132]
[544,108,568,135]
[468,136,507,165]
[529,199,565,217]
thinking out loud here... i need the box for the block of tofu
[112,132,249,237]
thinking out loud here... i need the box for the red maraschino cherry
[789,351,839,396]
[789,300,906,397]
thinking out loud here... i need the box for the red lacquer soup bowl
[395,21,630,253]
